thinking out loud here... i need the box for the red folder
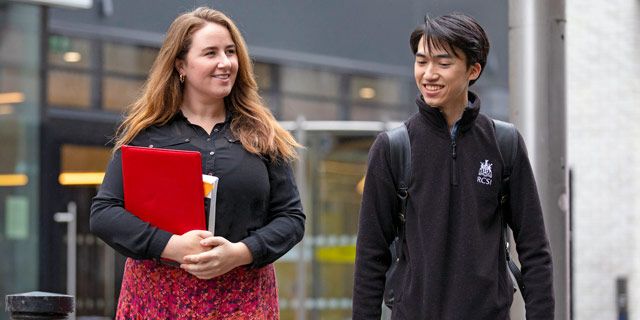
[121,145,206,235]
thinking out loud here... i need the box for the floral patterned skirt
[116,258,279,320]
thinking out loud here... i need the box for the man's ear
[175,59,185,75]
[469,63,481,81]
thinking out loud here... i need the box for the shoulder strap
[386,124,411,199]
[493,119,518,207]
[385,124,411,261]
[493,119,518,177]
[492,119,526,294]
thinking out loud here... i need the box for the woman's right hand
[160,230,213,264]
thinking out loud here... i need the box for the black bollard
[5,291,74,320]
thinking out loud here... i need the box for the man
[352,13,554,319]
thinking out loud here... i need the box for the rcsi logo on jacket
[477,160,493,185]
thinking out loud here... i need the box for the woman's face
[176,22,239,103]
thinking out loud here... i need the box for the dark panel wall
[48,0,508,86]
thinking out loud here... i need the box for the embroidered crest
[477,160,493,185]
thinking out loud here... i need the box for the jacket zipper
[439,110,459,186]
[451,136,458,186]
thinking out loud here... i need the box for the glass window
[280,66,339,98]
[0,28,38,66]
[281,97,338,121]
[59,145,111,186]
[103,42,158,76]
[47,70,91,108]
[48,36,92,69]
[0,5,41,319]
[0,117,19,173]
[349,75,404,105]
[47,35,92,109]
[253,61,272,90]
[102,76,144,112]
[347,75,412,121]
[260,93,281,119]
[102,42,157,112]
[60,145,111,173]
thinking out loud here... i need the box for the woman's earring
[179,74,185,83]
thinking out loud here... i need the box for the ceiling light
[358,87,376,99]
[0,92,24,104]
[59,172,105,185]
[0,174,28,187]
[63,51,82,63]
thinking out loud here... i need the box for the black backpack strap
[493,119,526,294]
[386,124,411,218]
[494,119,518,176]
[385,124,410,259]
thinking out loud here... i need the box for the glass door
[56,144,123,319]
[39,115,124,319]
[275,120,399,320]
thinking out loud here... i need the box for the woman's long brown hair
[113,7,300,162]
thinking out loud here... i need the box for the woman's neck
[180,94,226,134]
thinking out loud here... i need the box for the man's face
[414,36,480,110]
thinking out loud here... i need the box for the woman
[90,7,305,319]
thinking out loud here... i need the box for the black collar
[415,91,481,134]
[175,108,232,125]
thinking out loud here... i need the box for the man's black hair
[410,12,490,86]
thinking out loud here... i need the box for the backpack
[382,119,525,309]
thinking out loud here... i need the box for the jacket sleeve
[352,133,398,319]
[90,148,173,260]
[507,132,555,319]
[240,159,306,268]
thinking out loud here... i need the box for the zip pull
[451,138,457,159]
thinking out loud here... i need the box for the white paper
[202,175,219,235]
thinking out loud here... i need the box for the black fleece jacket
[353,92,554,319]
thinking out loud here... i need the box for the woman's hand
[161,230,213,264]
[180,236,254,280]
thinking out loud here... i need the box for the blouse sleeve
[240,159,306,268]
[90,148,173,260]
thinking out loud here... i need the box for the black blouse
[90,111,305,268]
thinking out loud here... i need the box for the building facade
[0,1,510,319]
[567,0,640,318]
